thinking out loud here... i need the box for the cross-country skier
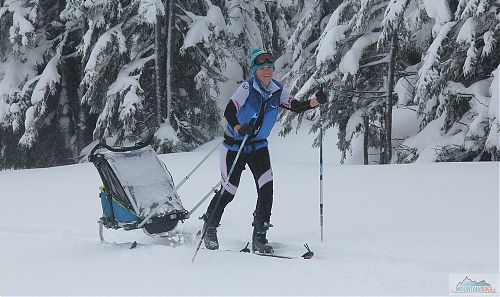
[202,48,328,253]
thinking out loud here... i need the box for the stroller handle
[88,135,154,161]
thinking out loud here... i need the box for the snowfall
[0,120,498,296]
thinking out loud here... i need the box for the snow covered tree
[72,0,159,145]
[0,0,228,168]
[377,0,413,163]
[225,0,276,75]
[172,0,229,148]
[1,0,498,169]
[0,0,79,168]
[399,0,500,162]
[278,0,339,137]
[281,0,394,164]
[66,0,223,153]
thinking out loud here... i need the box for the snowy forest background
[0,0,498,169]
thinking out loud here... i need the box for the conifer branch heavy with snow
[0,0,498,168]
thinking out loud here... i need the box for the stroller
[88,139,191,241]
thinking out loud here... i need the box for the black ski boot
[252,222,274,254]
[201,214,219,250]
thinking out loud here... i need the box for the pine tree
[0,0,76,168]
[170,0,230,149]
[1,0,498,168]
[405,0,500,162]
[284,0,393,164]
[279,0,339,138]
[74,0,160,145]
[377,0,412,163]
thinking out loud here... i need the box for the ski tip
[130,241,138,249]
[301,251,314,259]
[240,242,250,253]
[302,243,314,259]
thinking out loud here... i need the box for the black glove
[238,123,254,136]
[315,89,328,104]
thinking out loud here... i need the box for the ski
[253,252,293,259]
[100,231,198,249]
[217,242,313,260]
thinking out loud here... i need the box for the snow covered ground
[0,125,498,295]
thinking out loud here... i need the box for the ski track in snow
[0,129,498,295]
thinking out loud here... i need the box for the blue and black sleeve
[280,100,314,113]
[224,100,240,129]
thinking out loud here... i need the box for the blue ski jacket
[223,77,314,152]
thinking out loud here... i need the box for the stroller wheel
[143,218,179,236]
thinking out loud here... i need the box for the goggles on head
[254,53,275,66]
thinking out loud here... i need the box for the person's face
[256,66,274,86]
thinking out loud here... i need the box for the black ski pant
[205,145,273,227]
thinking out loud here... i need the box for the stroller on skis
[88,138,315,259]
[88,139,191,241]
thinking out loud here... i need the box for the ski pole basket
[88,138,188,240]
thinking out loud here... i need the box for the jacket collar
[252,78,281,95]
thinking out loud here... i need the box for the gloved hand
[237,123,254,136]
[315,89,328,104]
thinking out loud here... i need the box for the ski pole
[319,82,324,242]
[192,134,250,263]
[138,139,223,228]
[187,180,222,217]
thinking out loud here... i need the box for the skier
[202,48,327,253]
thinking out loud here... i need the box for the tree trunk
[165,0,175,124]
[155,6,167,127]
[363,113,369,165]
[385,33,398,164]
[380,128,385,164]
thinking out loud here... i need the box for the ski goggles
[253,53,275,66]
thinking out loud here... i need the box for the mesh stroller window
[98,160,134,211]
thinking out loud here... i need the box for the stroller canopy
[97,146,184,218]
